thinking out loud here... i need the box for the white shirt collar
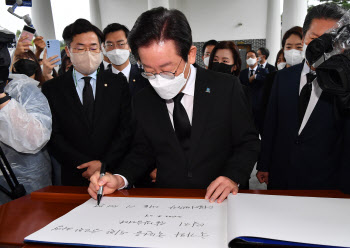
[111,62,131,82]
[260,61,268,68]
[74,68,97,83]
[182,64,197,97]
[301,60,313,77]
[249,65,258,71]
[102,60,110,70]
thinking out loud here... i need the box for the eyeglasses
[69,45,100,54]
[105,41,128,49]
[141,59,183,80]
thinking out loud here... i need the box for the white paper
[25,197,227,248]
[227,193,350,247]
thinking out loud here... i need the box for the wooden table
[0,186,349,248]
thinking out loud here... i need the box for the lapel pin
[205,88,211,93]
[133,79,136,82]
[104,84,108,87]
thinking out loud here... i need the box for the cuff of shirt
[114,174,129,189]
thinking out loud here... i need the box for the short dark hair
[207,41,242,77]
[282,26,303,48]
[128,7,192,62]
[103,23,130,41]
[62,18,103,47]
[258,47,270,59]
[202,40,218,55]
[246,50,258,58]
[303,3,345,37]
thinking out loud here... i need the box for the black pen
[97,163,106,205]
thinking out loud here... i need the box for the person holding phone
[0,29,52,204]
[11,36,45,86]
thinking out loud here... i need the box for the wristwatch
[0,93,11,105]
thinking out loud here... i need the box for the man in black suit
[239,50,267,133]
[42,19,133,186]
[88,7,260,203]
[101,23,149,96]
[257,47,276,73]
[257,3,350,194]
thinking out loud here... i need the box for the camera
[0,26,16,85]
[305,10,350,111]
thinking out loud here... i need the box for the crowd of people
[0,2,349,205]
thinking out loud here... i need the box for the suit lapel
[286,63,304,137]
[93,70,110,129]
[188,67,212,164]
[62,68,91,131]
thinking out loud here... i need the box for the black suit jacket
[264,62,276,73]
[239,67,265,132]
[114,67,260,189]
[42,67,133,186]
[101,62,149,97]
[128,64,150,96]
[258,63,350,193]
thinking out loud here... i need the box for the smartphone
[20,25,35,42]
[46,39,61,65]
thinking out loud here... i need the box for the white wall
[98,0,268,42]
[178,0,268,42]
[99,0,148,31]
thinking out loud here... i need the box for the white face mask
[203,56,210,67]
[101,46,108,56]
[69,50,103,75]
[284,49,304,66]
[246,58,257,67]
[106,49,130,66]
[277,62,287,70]
[148,62,189,100]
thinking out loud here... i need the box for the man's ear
[65,46,70,58]
[188,45,197,64]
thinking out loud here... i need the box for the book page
[227,193,350,247]
[25,197,227,248]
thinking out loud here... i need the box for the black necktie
[173,93,191,158]
[107,64,112,73]
[250,70,255,77]
[298,73,316,129]
[82,77,94,126]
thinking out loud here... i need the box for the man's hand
[205,176,239,204]
[34,36,46,58]
[256,171,269,184]
[88,172,125,199]
[42,49,60,81]
[150,168,157,183]
[77,160,102,179]
[14,36,31,56]
[249,75,255,83]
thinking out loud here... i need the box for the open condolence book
[24,193,350,248]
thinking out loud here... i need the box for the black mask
[13,59,38,77]
[211,62,234,74]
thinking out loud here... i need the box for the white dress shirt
[118,64,197,188]
[249,65,258,79]
[260,61,268,68]
[73,68,97,103]
[111,62,131,83]
[165,64,197,127]
[298,61,323,134]
[103,60,132,83]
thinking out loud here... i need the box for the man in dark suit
[42,19,133,186]
[257,3,350,194]
[239,50,267,133]
[101,23,149,96]
[88,7,260,203]
[257,47,276,73]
